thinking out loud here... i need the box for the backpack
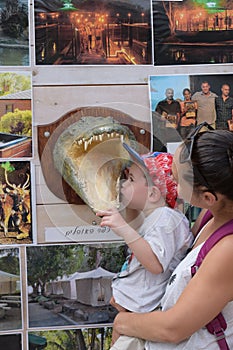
[191,210,233,350]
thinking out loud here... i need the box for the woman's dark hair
[191,130,233,200]
[182,88,191,95]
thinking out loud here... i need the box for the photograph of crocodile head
[53,116,138,213]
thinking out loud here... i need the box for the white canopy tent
[0,270,20,295]
[45,267,115,306]
[60,272,80,299]
[45,279,63,296]
[75,267,115,306]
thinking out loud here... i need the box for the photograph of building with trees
[153,0,233,65]
[0,72,32,159]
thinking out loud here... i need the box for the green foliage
[0,248,19,275]
[86,244,127,273]
[100,244,127,272]
[0,109,32,136]
[27,244,126,295]
[26,245,85,291]
[1,0,28,38]
[0,72,31,96]
[1,161,15,173]
[30,327,113,350]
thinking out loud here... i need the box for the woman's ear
[201,191,217,207]
[148,186,161,203]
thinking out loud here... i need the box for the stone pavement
[28,302,71,328]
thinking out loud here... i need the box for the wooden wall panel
[33,84,152,242]
[31,65,232,86]
[32,84,151,127]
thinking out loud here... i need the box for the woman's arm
[113,235,233,344]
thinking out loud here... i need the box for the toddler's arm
[96,209,163,274]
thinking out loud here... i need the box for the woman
[179,88,197,139]
[113,123,233,349]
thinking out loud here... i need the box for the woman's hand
[111,327,121,346]
[110,296,127,312]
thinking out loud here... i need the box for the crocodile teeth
[76,132,125,152]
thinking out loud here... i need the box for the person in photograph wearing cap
[96,144,193,350]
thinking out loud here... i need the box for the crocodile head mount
[53,116,138,213]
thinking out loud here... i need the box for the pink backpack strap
[191,215,233,350]
[192,218,233,269]
[206,315,229,350]
[199,209,213,230]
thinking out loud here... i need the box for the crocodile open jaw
[53,116,137,212]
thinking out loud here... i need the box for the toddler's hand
[96,208,128,237]
[96,209,141,244]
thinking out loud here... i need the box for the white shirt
[146,239,233,349]
[112,207,192,312]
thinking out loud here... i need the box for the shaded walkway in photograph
[28,298,117,328]
[0,306,21,331]
[76,49,133,65]
[28,303,72,328]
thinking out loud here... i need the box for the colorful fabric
[142,152,177,208]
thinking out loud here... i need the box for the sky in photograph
[149,75,190,111]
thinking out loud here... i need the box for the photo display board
[0,0,232,349]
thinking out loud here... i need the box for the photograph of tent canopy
[46,267,115,305]
[75,267,114,306]
[0,247,22,331]
[0,270,20,295]
[27,244,125,328]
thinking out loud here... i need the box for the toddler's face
[120,164,150,210]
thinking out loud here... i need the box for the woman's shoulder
[199,233,233,282]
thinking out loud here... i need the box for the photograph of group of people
[150,74,233,145]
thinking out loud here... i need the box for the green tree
[0,73,31,96]
[27,245,85,295]
[0,248,19,275]
[0,109,32,136]
[30,327,113,350]
[85,244,126,273]
[1,0,28,38]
